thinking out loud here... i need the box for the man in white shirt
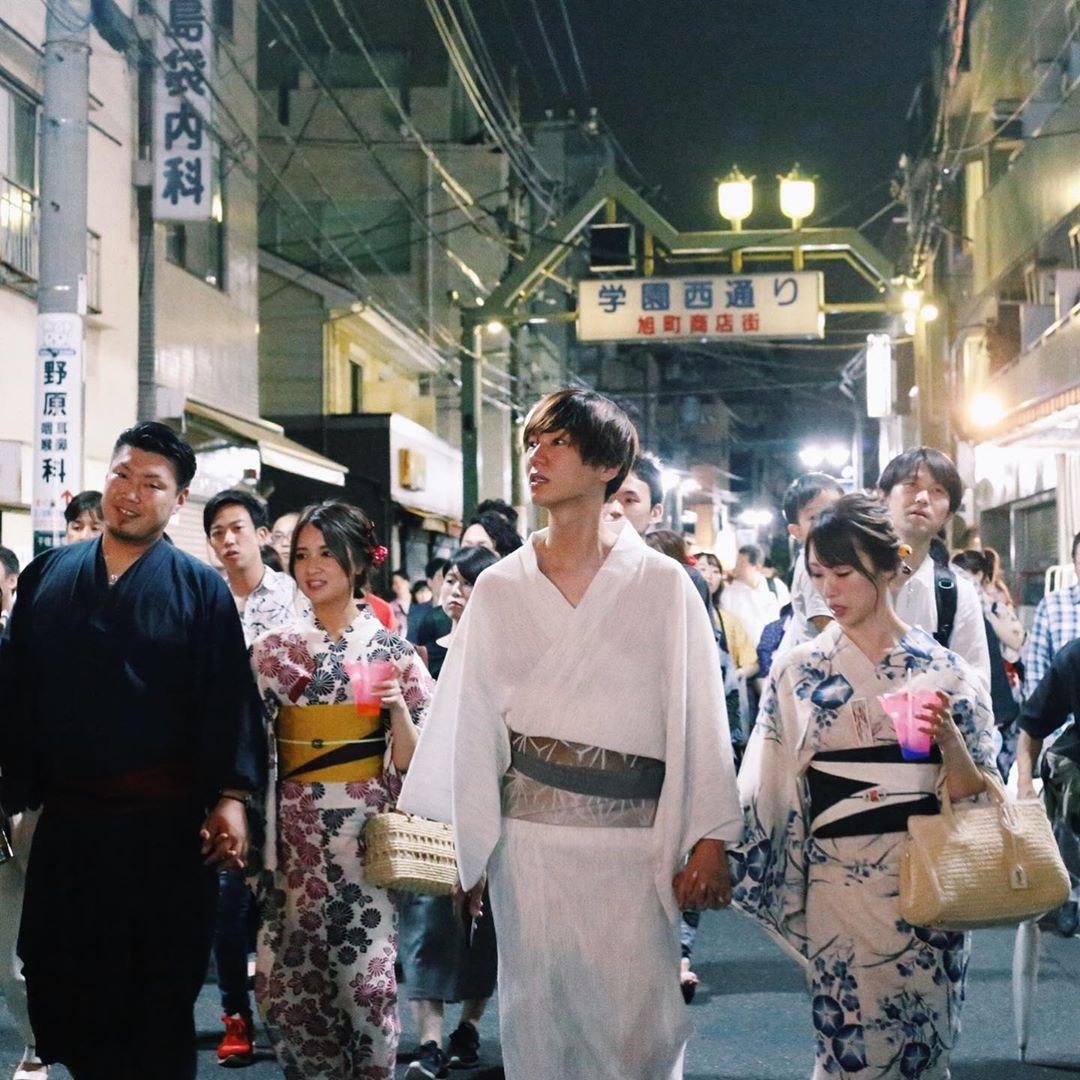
[775,473,842,659]
[721,543,788,647]
[203,488,307,1066]
[878,448,991,686]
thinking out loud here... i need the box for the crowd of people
[0,390,1077,1080]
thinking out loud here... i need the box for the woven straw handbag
[363,810,459,896]
[899,772,1070,931]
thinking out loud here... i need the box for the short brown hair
[522,389,639,499]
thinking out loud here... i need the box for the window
[259,198,412,280]
[0,82,38,191]
[165,158,226,289]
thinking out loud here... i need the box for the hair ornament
[371,544,389,567]
[897,543,912,558]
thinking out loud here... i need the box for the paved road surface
[3,910,1078,1077]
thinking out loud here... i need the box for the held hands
[673,839,732,911]
[200,797,249,871]
[452,876,486,919]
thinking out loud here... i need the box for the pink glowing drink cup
[878,687,939,761]
[344,660,397,718]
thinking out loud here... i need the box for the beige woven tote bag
[899,771,1070,931]
[363,810,459,896]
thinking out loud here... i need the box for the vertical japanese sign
[154,0,213,221]
[577,273,824,341]
[32,313,84,553]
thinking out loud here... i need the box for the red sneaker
[217,1012,254,1067]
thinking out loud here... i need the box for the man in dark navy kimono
[0,422,265,1079]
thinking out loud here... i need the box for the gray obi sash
[501,730,666,828]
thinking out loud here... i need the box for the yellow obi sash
[277,704,385,784]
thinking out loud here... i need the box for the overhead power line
[555,0,590,99]
[146,3,463,354]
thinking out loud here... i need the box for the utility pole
[33,0,91,555]
[460,321,483,521]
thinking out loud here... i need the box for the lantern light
[779,164,816,226]
[717,166,755,230]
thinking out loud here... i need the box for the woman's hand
[915,690,964,749]
[916,691,987,801]
[200,798,249,870]
[673,839,731,911]
[375,677,409,723]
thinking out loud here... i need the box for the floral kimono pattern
[732,623,997,1079]
[251,611,433,1080]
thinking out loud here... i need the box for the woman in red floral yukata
[250,501,433,1079]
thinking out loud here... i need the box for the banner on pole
[32,313,84,553]
[577,272,824,342]
[153,0,214,221]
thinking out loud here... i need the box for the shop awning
[182,399,348,487]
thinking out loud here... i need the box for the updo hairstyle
[289,500,382,597]
[805,492,904,593]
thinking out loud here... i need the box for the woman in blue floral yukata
[732,493,997,1079]
[250,501,433,1079]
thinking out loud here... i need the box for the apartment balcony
[973,84,1080,296]
[0,176,103,313]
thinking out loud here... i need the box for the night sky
[495,0,946,233]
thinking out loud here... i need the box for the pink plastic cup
[344,660,397,717]
[879,688,939,760]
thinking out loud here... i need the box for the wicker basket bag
[899,772,1070,931]
[363,810,459,896]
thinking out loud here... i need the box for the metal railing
[1,178,103,312]
[0,176,39,282]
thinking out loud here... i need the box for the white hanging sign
[153,0,214,221]
[32,313,84,553]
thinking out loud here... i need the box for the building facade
[908,0,1080,612]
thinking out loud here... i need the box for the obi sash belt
[277,704,385,784]
[807,744,942,839]
[501,730,665,828]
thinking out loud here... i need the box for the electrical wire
[493,0,545,100]
[525,0,569,99]
[147,5,463,354]
[262,0,501,292]
[555,0,590,100]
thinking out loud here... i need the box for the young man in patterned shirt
[204,488,308,1064]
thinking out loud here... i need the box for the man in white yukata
[400,389,742,1080]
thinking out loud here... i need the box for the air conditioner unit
[991,99,1023,140]
[1023,264,1056,306]
[1053,269,1080,319]
[1019,302,1055,351]
[1021,101,1058,139]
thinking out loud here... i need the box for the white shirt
[235,566,310,648]
[720,576,784,647]
[893,556,991,688]
[775,549,832,659]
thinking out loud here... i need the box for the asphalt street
[2,910,1078,1078]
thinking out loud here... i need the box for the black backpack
[933,564,1018,728]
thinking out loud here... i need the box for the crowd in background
[0,409,1078,1080]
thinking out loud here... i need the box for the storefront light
[920,301,939,322]
[969,391,1004,429]
[799,444,826,469]
[826,444,850,468]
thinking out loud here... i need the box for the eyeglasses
[271,531,293,544]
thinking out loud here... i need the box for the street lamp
[779,164,816,229]
[717,166,754,231]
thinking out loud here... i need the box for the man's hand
[673,839,732,911]
[452,877,486,919]
[200,797,249,871]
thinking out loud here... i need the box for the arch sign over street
[577,272,824,342]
